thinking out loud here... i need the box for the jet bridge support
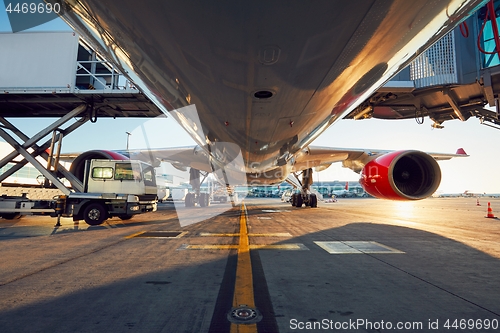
[0,31,164,199]
[0,104,90,195]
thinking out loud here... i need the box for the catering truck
[0,159,157,226]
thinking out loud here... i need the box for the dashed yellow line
[185,245,239,250]
[231,203,257,333]
[125,231,146,239]
[250,244,305,250]
[248,233,291,237]
[199,233,240,237]
[200,232,292,237]
[184,244,304,250]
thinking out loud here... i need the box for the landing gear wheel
[295,194,303,208]
[291,193,297,207]
[185,193,194,207]
[309,194,318,208]
[83,203,107,226]
[199,193,210,207]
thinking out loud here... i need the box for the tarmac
[0,197,499,333]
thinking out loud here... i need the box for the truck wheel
[1,213,21,220]
[83,203,107,226]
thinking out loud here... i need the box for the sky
[1,8,500,194]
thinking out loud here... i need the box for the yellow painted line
[125,231,146,239]
[184,245,239,250]
[183,244,305,251]
[231,203,257,333]
[249,244,304,250]
[199,233,240,237]
[200,232,292,237]
[126,231,188,239]
[248,233,292,237]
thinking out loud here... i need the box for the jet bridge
[344,5,500,130]
[0,31,164,194]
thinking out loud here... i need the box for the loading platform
[344,3,500,130]
[0,31,164,194]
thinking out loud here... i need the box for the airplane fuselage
[60,0,482,182]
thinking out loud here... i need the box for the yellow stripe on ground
[231,203,258,333]
[200,232,291,237]
[184,244,305,250]
[249,244,303,250]
[125,231,146,239]
[199,233,240,237]
[248,233,292,237]
[185,245,239,250]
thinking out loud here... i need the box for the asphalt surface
[0,197,499,333]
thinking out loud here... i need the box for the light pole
[126,131,131,150]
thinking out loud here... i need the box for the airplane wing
[123,146,212,173]
[293,146,468,173]
[59,145,467,186]
[58,146,212,178]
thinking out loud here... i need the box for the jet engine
[70,150,129,182]
[359,150,441,200]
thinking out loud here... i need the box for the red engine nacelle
[359,150,441,200]
[70,150,129,182]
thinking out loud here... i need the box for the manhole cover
[227,305,262,324]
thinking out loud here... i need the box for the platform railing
[75,60,137,91]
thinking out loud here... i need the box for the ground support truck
[0,159,158,226]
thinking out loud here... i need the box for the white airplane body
[57,0,479,203]
[438,190,486,197]
[331,182,351,197]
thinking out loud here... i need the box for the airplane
[461,190,486,197]
[53,0,481,207]
[438,190,486,198]
[331,182,352,198]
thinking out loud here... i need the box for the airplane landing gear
[184,168,211,208]
[290,168,318,208]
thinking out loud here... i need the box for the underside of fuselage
[60,0,482,174]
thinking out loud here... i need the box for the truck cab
[85,160,157,198]
[66,159,158,225]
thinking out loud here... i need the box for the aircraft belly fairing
[59,0,482,174]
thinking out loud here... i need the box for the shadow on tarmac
[0,206,499,333]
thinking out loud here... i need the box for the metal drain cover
[227,305,262,324]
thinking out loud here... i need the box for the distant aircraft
[331,182,352,198]
[461,190,486,197]
[56,0,479,207]
[438,190,486,198]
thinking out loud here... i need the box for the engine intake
[359,150,441,200]
[70,150,129,182]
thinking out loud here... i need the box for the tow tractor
[0,159,158,226]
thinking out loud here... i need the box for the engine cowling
[359,150,441,200]
[70,150,129,182]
